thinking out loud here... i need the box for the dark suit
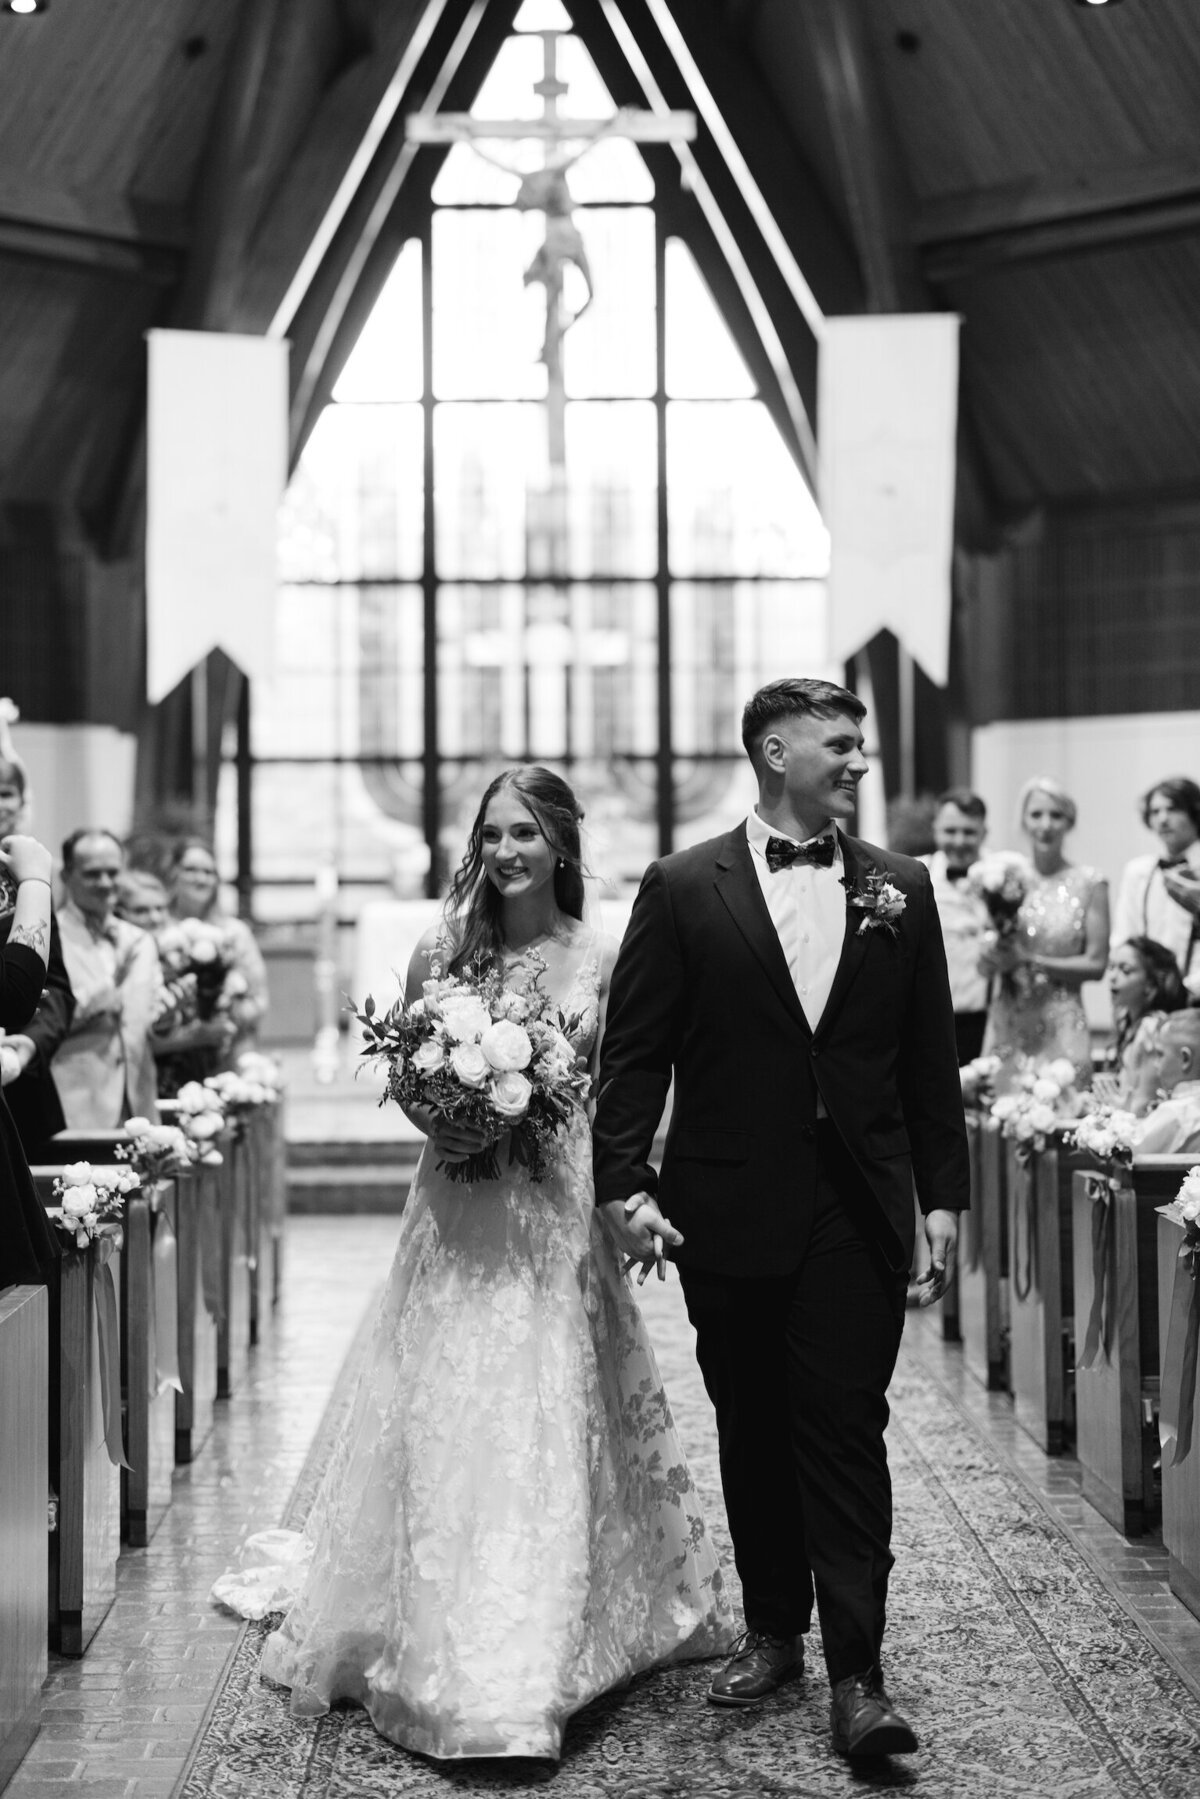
[594,825,970,1682]
[0,905,75,1159]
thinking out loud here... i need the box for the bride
[213,766,733,1760]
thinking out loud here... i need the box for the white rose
[412,1039,446,1075]
[990,1096,1019,1122]
[1027,1102,1057,1135]
[1179,1191,1200,1225]
[175,1081,209,1112]
[1032,1077,1061,1104]
[61,1160,94,1185]
[62,1184,98,1218]
[189,936,219,964]
[489,1070,532,1121]
[439,993,493,1043]
[115,1169,141,1193]
[480,1020,533,1072]
[185,1111,224,1141]
[449,1042,491,1088]
[124,1117,153,1137]
[492,990,532,1024]
[1048,1058,1077,1089]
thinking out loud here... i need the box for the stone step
[286,1165,415,1214]
[287,1136,418,1169]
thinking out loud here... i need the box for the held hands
[977,929,1024,977]
[432,1118,497,1163]
[910,1209,958,1309]
[0,833,53,887]
[602,1193,684,1286]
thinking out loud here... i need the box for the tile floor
[7,1215,1200,1796]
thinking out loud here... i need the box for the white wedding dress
[212,936,733,1760]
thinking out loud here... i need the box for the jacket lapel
[713,830,813,1038]
[815,833,873,1040]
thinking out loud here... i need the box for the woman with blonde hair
[981,775,1109,1090]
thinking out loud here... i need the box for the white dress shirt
[1113,841,1200,995]
[745,809,845,1032]
[922,850,989,1015]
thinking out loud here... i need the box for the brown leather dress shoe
[707,1629,805,1707]
[830,1670,919,1757]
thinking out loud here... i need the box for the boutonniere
[841,870,907,938]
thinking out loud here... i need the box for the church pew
[119,1179,179,1547]
[214,1135,252,1400]
[959,1115,1008,1391]
[44,1133,181,1542]
[241,1113,274,1347]
[1157,1197,1200,1622]
[31,1174,122,1656]
[1006,1133,1092,1455]
[172,1163,219,1465]
[0,1285,47,1789]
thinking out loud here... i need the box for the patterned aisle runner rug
[177,1285,1200,1799]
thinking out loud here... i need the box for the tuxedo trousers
[677,1121,908,1684]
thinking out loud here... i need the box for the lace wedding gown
[985,862,1104,1092]
[212,937,733,1760]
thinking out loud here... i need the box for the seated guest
[923,787,990,1064]
[116,869,233,1095]
[1133,1011,1200,1155]
[167,839,268,1060]
[0,702,76,1158]
[53,829,162,1128]
[1114,777,1200,998]
[1105,936,1187,1115]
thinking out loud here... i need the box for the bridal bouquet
[990,1056,1083,1156]
[48,1161,141,1247]
[353,954,590,1184]
[968,851,1030,996]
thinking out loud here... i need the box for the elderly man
[53,829,162,1128]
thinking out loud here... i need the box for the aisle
[11,1219,1200,1799]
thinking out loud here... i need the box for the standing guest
[594,677,968,1759]
[0,702,75,1159]
[116,869,233,1094]
[0,830,61,1291]
[1104,936,1186,1115]
[1113,777,1200,998]
[167,839,268,1059]
[981,777,1109,1092]
[922,788,990,1064]
[53,830,162,1128]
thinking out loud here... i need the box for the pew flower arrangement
[1063,1101,1141,1169]
[353,952,590,1184]
[990,1057,1083,1157]
[173,1080,229,1160]
[961,1053,1001,1109]
[47,1160,141,1248]
[1160,1165,1200,1239]
[116,1118,210,1182]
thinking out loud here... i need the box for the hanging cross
[407,29,694,588]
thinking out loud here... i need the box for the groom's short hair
[741,678,865,768]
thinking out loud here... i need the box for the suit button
[811,1046,820,1057]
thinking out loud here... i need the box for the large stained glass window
[244,17,830,920]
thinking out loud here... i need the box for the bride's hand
[432,1119,496,1162]
[602,1194,684,1286]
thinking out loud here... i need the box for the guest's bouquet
[968,851,1030,997]
[990,1056,1083,1156]
[353,953,590,1184]
[156,917,246,1021]
[116,1117,209,1183]
[47,1160,141,1248]
[1063,1099,1141,1170]
[173,1080,229,1161]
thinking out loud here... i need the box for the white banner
[146,330,288,703]
[820,314,959,687]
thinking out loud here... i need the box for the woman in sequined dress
[981,777,1109,1091]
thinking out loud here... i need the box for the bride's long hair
[443,766,586,977]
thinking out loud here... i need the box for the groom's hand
[602,1194,683,1286]
[913,1209,958,1308]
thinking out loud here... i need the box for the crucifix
[407,26,694,751]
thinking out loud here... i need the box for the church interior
[4,0,1200,1793]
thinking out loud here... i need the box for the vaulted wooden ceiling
[1,0,1197,568]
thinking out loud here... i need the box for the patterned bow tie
[765,834,836,873]
[945,865,968,883]
[1159,855,1188,871]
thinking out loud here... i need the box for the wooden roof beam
[0,175,188,252]
[915,155,1200,246]
[923,192,1200,282]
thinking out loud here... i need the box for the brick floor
[8,1222,1200,1795]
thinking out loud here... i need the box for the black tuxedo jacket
[0,906,75,1157]
[593,826,970,1277]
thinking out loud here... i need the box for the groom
[593,677,969,1759]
